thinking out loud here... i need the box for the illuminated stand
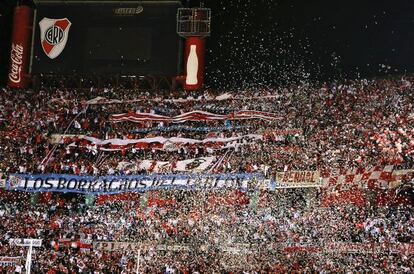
[177,6,211,91]
[9,238,42,274]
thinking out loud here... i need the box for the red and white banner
[62,134,263,151]
[84,94,284,105]
[84,96,122,105]
[110,110,281,124]
[320,166,414,207]
[117,157,216,173]
[322,166,413,189]
[53,239,92,250]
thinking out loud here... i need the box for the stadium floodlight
[9,238,43,274]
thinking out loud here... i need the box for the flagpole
[25,240,33,274]
[136,249,141,274]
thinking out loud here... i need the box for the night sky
[203,0,414,89]
[1,0,414,88]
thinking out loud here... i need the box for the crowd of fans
[1,76,413,176]
[0,76,413,272]
[1,189,413,273]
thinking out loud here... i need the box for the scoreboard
[31,1,182,75]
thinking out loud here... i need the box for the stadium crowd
[0,76,413,176]
[0,76,413,272]
[1,189,413,273]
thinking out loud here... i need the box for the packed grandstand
[0,76,413,272]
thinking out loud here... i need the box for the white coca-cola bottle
[186,45,198,85]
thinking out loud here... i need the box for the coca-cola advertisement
[184,37,205,91]
[8,43,24,85]
[7,5,33,89]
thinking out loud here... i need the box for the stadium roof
[33,1,183,7]
[34,0,181,2]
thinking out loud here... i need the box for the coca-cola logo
[8,43,24,84]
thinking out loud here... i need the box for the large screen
[31,1,182,75]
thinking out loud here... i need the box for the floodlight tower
[177,3,211,91]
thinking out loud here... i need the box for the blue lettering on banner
[5,173,266,195]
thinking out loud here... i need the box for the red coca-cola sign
[184,37,205,91]
[8,43,24,84]
[7,5,33,89]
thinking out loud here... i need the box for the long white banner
[9,238,43,247]
[93,242,190,252]
[53,134,263,151]
[6,173,265,194]
[110,110,281,123]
